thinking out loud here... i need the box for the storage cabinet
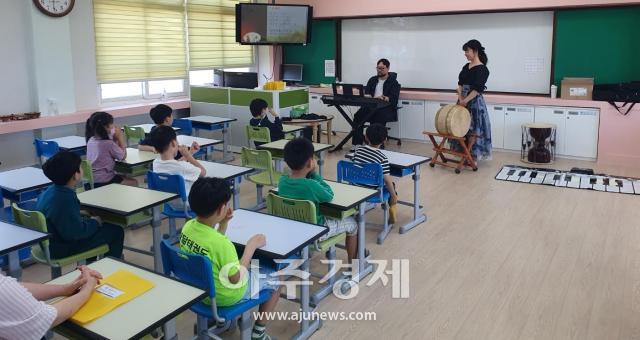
[503,106,535,151]
[534,107,567,155]
[399,100,426,141]
[310,90,599,159]
[488,105,505,149]
[565,109,599,158]
[535,106,599,159]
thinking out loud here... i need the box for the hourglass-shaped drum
[521,123,556,164]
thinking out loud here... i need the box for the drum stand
[423,132,478,174]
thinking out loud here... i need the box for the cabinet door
[565,109,599,158]
[399,100,426,141]
[534,107,566,155]
[503,106,534,151]
[488,105,505,149]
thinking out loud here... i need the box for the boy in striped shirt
[353,123,398,223]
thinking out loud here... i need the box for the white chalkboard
[341,11,554,94]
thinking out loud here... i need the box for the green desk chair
[246,125,295,147]
[266,193,346,305]
[241,147,283,210]
[123,125,146,147]
[12,204,109,279]
[79,159,94,191]
[245,125,271,146]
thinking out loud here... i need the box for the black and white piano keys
[495,165,640,195]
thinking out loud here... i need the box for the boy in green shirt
[180,177,279,340]
[278,138,359,263]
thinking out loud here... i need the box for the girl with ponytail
[85,111,138,187]
[456,39,492,160]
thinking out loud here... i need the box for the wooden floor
[19,137,640,340]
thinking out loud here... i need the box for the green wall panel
[230,90,273,107]
[279,89,309,107]
[190,87,229,104]
[553,6,640,88]
[283,20,337,85]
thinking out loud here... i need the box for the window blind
[93,0,188,82]
[187,0,253,70]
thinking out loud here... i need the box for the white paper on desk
[325,60,335,77]
[96,284,124,299]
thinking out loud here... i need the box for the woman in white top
[0,266,101,340]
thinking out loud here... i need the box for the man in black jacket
[352,58,401,146]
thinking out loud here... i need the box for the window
[93,0,188,83]
[94,0,254,103]
[99,79,187,103]
[188,67,251,86]
[187,0,253,70]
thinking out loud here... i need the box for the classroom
[1,0,639,339]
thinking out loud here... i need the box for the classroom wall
[0,1,35,114]
[276,0,640,17]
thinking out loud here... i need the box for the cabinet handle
[494,107,503,110]
[568,111,579,115]
[554,110,563,114]
[507,108,516,111]
[402,101,410,105]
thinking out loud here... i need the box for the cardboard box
[561,77,594,100]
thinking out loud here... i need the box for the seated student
[150,126,206,208]
[249,98,285,147]
[0,266,101,340]
[86,111,138,188]
[138,104,200,157]
[353,123,398,223]
[37,151,124,259]
[180,177,279,340]
[278,138,360,262]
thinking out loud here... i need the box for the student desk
[347,149,431,234]
[77,184,177,272]
[183,115,237,162]
[114,148,157,177]
[282,115,335,144]
[130,124,181,135]
[200,161,253,210]
[282,124,306,138]
[258,139,333,177]
[0,221,48,280]
[271,180,377,289]
[47,135,87,155]
[0,167,52,204]
[48,257,206,340]
[176,135,223,161]
[226,209,328,340]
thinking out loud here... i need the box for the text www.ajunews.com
[253,311,377,323]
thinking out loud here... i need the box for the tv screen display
[236,4,312,45]
[282,64,303,82]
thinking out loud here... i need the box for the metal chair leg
[311,245,340,305]
[239,311,253,340]
[377,202,391,244]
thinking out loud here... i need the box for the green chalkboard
[553,6,640,87]
[283,20,337,85]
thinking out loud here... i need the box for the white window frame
[98,78,189,105]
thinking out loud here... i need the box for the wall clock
[33,0,75,18]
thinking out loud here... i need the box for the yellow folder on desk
[71,269,154,324]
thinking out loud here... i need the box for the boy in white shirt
[149,126,206,207]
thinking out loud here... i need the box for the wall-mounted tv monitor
[236,4,312,45]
